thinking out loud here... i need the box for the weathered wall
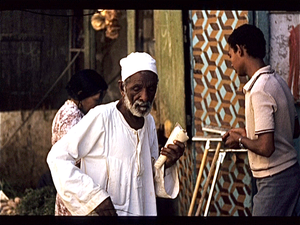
[269,12,300,163]
[0,110,56,191]
[269,12,300,89]
[0,10,71,111]
[0,10,127,192]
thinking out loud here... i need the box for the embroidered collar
[243,65,274,93]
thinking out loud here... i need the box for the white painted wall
[269,12,300,163]
[269,12,300,83]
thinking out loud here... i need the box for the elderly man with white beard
[47,52,185,216]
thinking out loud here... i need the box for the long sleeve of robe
[47,101,179,216]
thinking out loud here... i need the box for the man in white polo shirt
[222,24,300,216]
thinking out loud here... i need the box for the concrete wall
[0,110,56,191]
[269,12,300,83]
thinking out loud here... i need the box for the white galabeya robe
[47,101,179,216]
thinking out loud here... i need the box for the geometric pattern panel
[204,152,252,216]
[188,10,252,216]
[192,10,249,133]
[177,144,196,215]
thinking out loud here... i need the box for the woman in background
[51,69,108,144]
[50,69,108,215]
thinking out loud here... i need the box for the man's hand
[222,128,246,149]
[222,131,242,149]
[161,140,185,169]
[223,128,275,157]
[94,197,117,216]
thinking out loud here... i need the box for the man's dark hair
[228,24,266,59]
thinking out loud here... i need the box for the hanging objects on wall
[91,10,106,31]
[91,10,122,39]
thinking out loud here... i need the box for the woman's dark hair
[227,24,266,59]
[66,69,108,101]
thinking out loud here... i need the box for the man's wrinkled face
[123,71,158,117]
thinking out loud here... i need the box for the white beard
[123,89,153,117]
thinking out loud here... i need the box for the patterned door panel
[179,10,253,216]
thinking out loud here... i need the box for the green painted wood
[153,10,186,130]
[127,10,136,54]
[84,9,91,69]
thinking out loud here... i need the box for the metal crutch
[203,151,226,216]
[188,139,210,216]
[195,141,222,216]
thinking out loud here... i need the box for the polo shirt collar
[243,65,273,93]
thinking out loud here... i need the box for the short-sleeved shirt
[243,65,298,178]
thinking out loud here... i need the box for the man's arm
[223,130,275,157]
[223,89,276,157]
[47,108,110,215]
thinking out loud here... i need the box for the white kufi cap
[120,52,158,81]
